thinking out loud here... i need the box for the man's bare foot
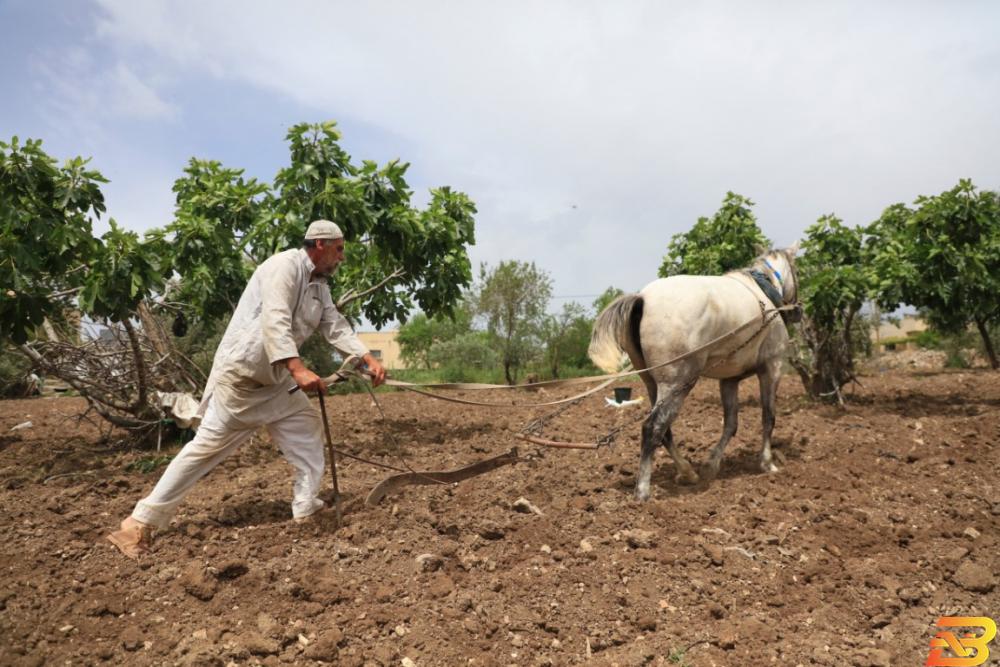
[106,517,153,559]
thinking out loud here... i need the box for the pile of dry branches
[18,302,204,442]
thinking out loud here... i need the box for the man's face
[314,238,346,275]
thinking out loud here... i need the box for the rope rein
[367,302,798,410]
[307,256,800,500]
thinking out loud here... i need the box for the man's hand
[362,353,386,387]
[285,357,326,393]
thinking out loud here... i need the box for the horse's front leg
[702,377,740,481]
[757,360,782,473]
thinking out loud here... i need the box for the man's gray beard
[316,262,341,279]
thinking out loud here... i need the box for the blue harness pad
[747,269,784,309]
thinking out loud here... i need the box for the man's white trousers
[131,397,326,528]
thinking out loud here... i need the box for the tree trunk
[787,312,856,405]
[137,301,170,358]
[42,318,61,343]
[974,316,999,369]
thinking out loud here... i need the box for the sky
[3,1,999,322]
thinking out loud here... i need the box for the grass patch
[126,455,173,474]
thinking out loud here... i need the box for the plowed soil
[0,368,997,666]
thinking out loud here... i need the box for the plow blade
[365,448,519,506]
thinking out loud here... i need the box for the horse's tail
[588,293,644,373]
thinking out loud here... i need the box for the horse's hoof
[700,462,721,482]
[634,488,651,502]
[674,470,700,486]
[761,461,779,474]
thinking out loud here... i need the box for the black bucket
[613,387,632,403]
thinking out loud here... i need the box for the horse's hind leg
[635,382,695,500]
[757,359,782,473]
[636,407,666,502]
[702,377,740,482]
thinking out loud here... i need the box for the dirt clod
[621,529,656,549]
[952,561,996,593]
[179,563,218,601]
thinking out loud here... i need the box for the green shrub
[0,345,33,397]
[126,455,173,474]
[913,330,942,349]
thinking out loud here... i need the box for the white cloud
[85,1,1000,294]
[107,62,178,120]
[34,51,177,132]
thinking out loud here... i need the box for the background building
[872,315,928,353]
[357,329,404,369]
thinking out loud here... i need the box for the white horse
[589,245,800,501]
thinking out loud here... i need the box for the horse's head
[759,242,799,305]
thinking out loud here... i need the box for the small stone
[621,529,656,549]
[870,613,893,629]
[415,553,443,573]
[242,632,279,656]
[953,561,996,593]
[256,613,278,636]
[579,538,594,553]
[192,629,208,640]
[394,625,407,637]
[703,544,725,566]
[636,616,656,632]
[303,629,342,661]
[511,634,524,648]
[512,497,544,516]
[718,629,737,650]
[811,646,833,666]
[540,544,552,554]
[215,558,249,580]
[401,658,417,667]
[963,527,981,540]
[478,523,505,540]
[851,647,891,667]
[59,625,74,634]
[121,627,142,651]
[374,585,394,603]
[944,546,970,561]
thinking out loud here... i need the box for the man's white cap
[304,219,344,240]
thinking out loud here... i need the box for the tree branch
[335,267,406,310]
[18,343,136,412]
[121,319,149,412]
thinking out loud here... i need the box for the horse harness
[738,260,802,326]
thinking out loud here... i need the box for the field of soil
[1,367,998,666]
